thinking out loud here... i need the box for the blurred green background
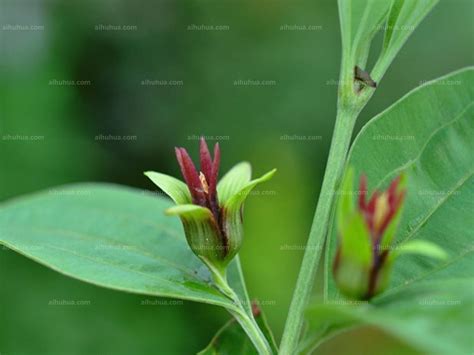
[1,0,472,354]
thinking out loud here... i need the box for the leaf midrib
[0,239,231,307]
[0,224,201,280]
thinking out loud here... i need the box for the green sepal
[337,167,355,233]
[144,171,191,204]
[165,204,210,218]
[391,240,448,260]
[223,168,277,212]
[166,204,226,268]
[372,254,395,298]
[334,212,373,299]
[219,168,276,265]
[333,167,373,299]
[339,212,372,269]
[217,162,252,205]
[337,167,371,268]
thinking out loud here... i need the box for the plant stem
[279,102,362,354]
[210,265,273,354]
[229,307,272,355]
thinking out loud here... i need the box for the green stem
[229,307,272,355]
[279,90,371,353]
[210,265,273,355]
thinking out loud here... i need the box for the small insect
[354,66,377,88]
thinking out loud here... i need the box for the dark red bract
[358,174,405,243]
[175,138,221,222]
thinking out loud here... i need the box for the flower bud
[145,138,276,277]
[333,168,407,300]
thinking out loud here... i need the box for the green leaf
[217,162,252,205]
[339,0,391,69]
[0,183,249,312]
[144,171,191,204]
[199,306,278,355]
[338,0,438,92]
[317,68,474,353]
[372,0,439,81]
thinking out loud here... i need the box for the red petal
[210,143,220,194]
[378,190,406,235]
[199,137,213,182]
[175,147,206,205]
[365,191,379,232]
[359,174,368,211]
[367,191,379,215]
[387,175,400,207]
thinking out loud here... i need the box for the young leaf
[317,68,473,352]
[339,0,391,69]
[338,0,438,97]
[0,183,250,312]
[372,0,439,81]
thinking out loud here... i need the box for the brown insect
[354,66,377,88]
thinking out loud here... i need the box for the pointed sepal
[144,171,192,204]
[166,204,227,269]
[334,212,372,299]
[218,168,276,265]
[223,168,277,212]
[392,240,448,260]
[217,162,252,205]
